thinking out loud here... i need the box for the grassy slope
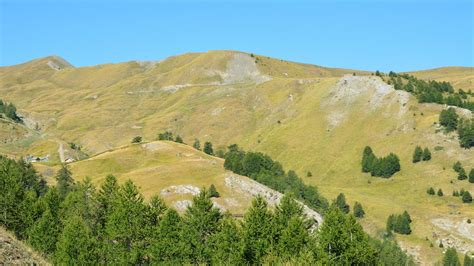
[0,226,49,265]
[408,66,474,92]
[0,50,473,264]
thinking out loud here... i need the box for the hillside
[0,226,49,265]
[408,67,474,92]
[0,50,473,264]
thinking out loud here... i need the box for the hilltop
[0,50,473,264]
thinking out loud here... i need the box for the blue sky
[0,0,472,71]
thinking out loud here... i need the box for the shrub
[437,189,443,196]
[208,184,220,198]
[132,136,142,143]
[353,202,365,218]
[427,187,435,195]
[203,142,214,155]
[422,147,431,161]
[462,191,472,203]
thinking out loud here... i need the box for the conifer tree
[181,188,222,264]
[148,209,184,264]
[203,141,214,155]
[175,135,183,143]
[422,147,432,161]
[242,195,275,264]
[318,207,376,264]
[353,202,365,218]
[193,139,201,150]
[463,253,473,266]
[439,108,459,132]
[277,216,309,259]
[56,165,74,199]
[334,193,350,214]
[437,189,444,196]
[209,216,244,264]
[458,168,468,180]
[55,216,98,264]
[443,247,461,266]
[453,161,463,173]
[462,191,472,203]
[469,169,474,183]
[209,184,220,198]
[427,187,436,195]
[28,209,61,255]
[362,146,375,172]
[412,146,423,163]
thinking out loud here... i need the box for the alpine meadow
[1,1,473,265]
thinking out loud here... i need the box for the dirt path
[58,143,65,163]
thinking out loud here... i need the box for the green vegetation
[361,146,401,178]
[0,155,412,264]
[458,168,468,180]
[412,146,423,163]
[0,99,22,122]
[158,131,174,140]
[353,202,365,218]
[224,144,329,213]
[427,187,435,195]
[458,118,474,148]
[469,169,474,183]
[386,72,473,111]
[333,193,350,214]
[442,247,461,266]
[203,141,214,155]
[437,189,444,197]
[422,147,432,161]
[131,136,142,143]
[193,139,201,150]
[462,191,472,203]
[440,108,459,132]
[386,211,412,235]
[208,184,220,198]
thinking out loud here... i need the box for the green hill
[1,50,473,264]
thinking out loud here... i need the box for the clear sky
[0,0,472,71]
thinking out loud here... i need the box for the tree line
[0,155,416,265]
[0,99,22,122]
[384,72,474,111]
[361,146,401,178]
[223,144,329,213]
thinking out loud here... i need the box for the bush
[469,169,474,183]
[175,135,183,143]
[158,131,174,141]
[307,171,312,177]
[453,161,463,173]
[458,168,467,180]
[437,189,443,197]
[132,136,142,143]
[353,202,365,218]
[203,141,214,155]
[208,184,220,198]
[193,139,201,150]
[462,191,472,203]
[427,187,435,195]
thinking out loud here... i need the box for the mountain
[0,50,473,264]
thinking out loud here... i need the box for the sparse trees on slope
[458,118,474,148]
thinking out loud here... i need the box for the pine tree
[56,165,74,199]
[55,216,98,264]
[469,169,474,183]
[443,247,461,266]
[422,147,432,161]
[208,184,220,198]
[242,195,275,264]
[27,208,61,255]
[181,188,222,264]
[462,191,472,203]
[175,135,183,143]
[453,161,463,173]
[209,216,244,264]
[458,168,468,180]
[103,180,148,264]
[193,139,201,150]
[427,187,435,195]
[439,108,459,132]
[412,146,423,163]
[353,202,365,218]
[402,210,412,223]
[438,189,444,196]
[318,207,377,264]
[148,209,184,264]
[463,253,473,266]
[277,216,309,259]
[362,146,375,172]
[334,193,350,214]
[203,141,214,155]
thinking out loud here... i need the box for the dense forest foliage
[361,146,401,178]
[0,99,22,122]
[0,155,417,264]
[383,72,474,111]
[223,144,329,213]
[438,108,474,148]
